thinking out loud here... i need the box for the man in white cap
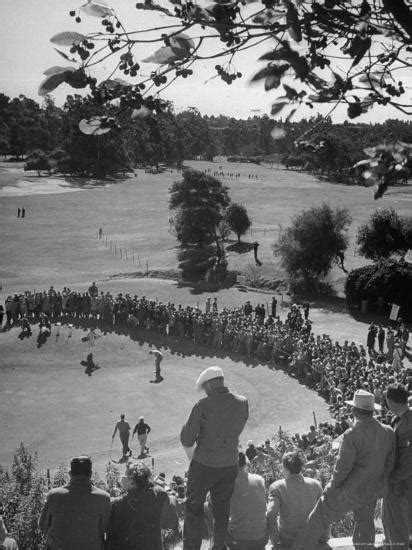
[180,366,249,550]
[291,389,395,550]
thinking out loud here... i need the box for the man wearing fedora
[291,389,395,550]
[383,383,412,550]
[180,366,249,550]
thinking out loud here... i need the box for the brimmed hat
[196,366,223,390]
[345,389,381,411]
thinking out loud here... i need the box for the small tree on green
[225,203,252,242]
[273,203,352,284]
[356,208,411,260]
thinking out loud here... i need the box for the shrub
[225,203,252,242]
[345,259,412,318]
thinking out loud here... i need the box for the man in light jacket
[180,366,249,550]
[291,389,395,550]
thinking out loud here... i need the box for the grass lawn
[0,160,411,477]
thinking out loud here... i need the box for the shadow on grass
[43,316,266,368]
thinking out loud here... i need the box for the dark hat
[70,456,92,476]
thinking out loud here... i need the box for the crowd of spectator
[2,285,410,433]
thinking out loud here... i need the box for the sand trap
[0,178,83,197]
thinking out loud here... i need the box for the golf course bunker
[0,178,85,197]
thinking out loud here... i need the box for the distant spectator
[112,414,132,457]
[245,441,258,462]
[264,439,275,457]
[266,451,327,550]
[106,462,168,550]
[0,515,18,549]
[88,281,98,298]
[39,456,111,550]
[226,452,267,549]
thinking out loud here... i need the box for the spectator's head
[123,462,153,491]
[345,389,380,419]
[138,416,144,422]
[70,456,92,478]
[120,414,125,420]
[238,452,247,469]
[282,451,304,477]
[386,383,409,413]
[196,366,224,394]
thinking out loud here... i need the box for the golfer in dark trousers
[180,366,249,550]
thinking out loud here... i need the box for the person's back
[267,451,327,550]
[228,453,267,548]
[106,463,168,550]
[39,457,110,550]
[187,385,248,467]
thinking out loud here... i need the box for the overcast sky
[1,0,410,121]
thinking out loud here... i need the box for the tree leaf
[38,72,68,96]
[170,33,195,56]
[265,73,282,90]
[283,83,297,99]
[43,66,76,76]
[50,31,86,46]
[131,105,152,119]
[271,126,286,140]
[79,117,111,135]
[81,1,114,18]
[54,48,77,62]
[285,108,297,122]
[142,46,181,64]
[287,3,302,42]
[271,101,288,116]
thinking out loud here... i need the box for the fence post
[146,260,149,276]
[125,250,127,260]
[47,468,51,490]
[120,248,122,259]
[114,244,117,256]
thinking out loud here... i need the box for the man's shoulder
[247,472,265,486]
[46,485,70,498]
[302,476,322,490]
[269,478,286,493]
[227,390,248,404]
[91,484,111,499]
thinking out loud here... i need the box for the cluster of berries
[101,18,121,33]
[176,68,193,79]
[151,73,168,86]
[383,82,405,97]
[69,40,95,61]
[119,53,140,77]
[215,65,242,85]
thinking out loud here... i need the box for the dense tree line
[0,92,411,179]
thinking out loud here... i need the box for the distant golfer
[112,414,132,457]
[87,327,101,352]
[132,416,151,456]
[149,349,163,383]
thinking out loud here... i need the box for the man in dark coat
[39,456,110,550]
[383,383,412,550]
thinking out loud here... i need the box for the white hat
[345,389,381,411]
[196,366,224,390]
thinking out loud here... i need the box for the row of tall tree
[1,92,411,180]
